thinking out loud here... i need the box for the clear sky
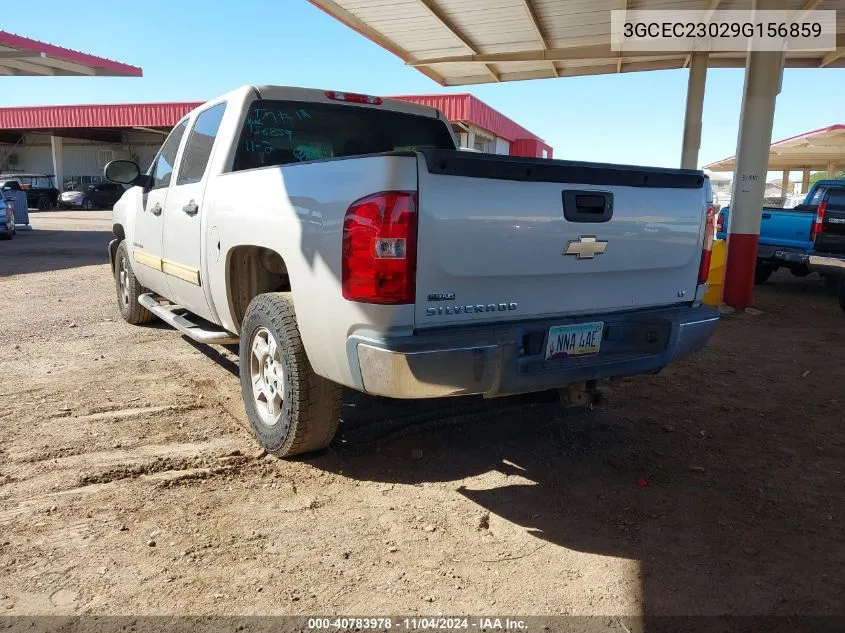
[2,0,843,171]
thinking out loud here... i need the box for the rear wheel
[754,265,774,285]
[37,196,50,211]
[239,292,342,458]
[82,198,96,210]
[114,240,154,325]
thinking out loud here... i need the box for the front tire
[83,198,96,210]
[37,196,50,211]
[114,240,154,325]
[239,292,342,458]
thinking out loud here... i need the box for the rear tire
[114,240,154,325]
[754,265,774,285]
[239,292,342,458]
[83,198,96,210]
[37,196,50,211]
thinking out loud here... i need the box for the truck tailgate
[414,150,707,328]
[815,187,845,256]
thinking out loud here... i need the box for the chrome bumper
[353,306,719,399]
[808,254,845,276]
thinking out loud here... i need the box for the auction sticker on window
[545,321,604,360]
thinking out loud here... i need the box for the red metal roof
[390,93,545,143]
[0,102,201,129]
[0,31,142,77]
[0,93,551,153]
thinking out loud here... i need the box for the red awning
[0,31,142,77]
[0,102,201,129]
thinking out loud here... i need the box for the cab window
[150,120,188,190]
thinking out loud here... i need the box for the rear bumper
[350,305,719,399]
[757,244,809,265]
[808,253,845,276]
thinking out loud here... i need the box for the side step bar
[138,294,240,345]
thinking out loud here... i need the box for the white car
[0,198,15,240]
[105,85,718,457]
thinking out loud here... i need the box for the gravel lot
[1,210,844,619]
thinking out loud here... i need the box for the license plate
[545,321,604,360]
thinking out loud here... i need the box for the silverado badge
[563,236,608,259]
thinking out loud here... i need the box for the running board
[138,294,239,345]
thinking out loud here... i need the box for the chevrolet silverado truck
[807,182,845,312]
[104,85,719,457]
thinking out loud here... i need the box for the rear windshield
[232,99,455,172]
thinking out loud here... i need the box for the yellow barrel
[703,238,727,306]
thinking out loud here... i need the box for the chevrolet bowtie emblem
[563,236,608,259]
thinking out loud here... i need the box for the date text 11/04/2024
[306,617,528,630]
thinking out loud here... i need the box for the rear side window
[808,186,827,205]
[177,103,226,185]
[232,99,455,172]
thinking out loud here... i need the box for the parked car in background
[807,182,845,312]
[0,173,58,210]
[1,179,30,228]
[59,182,125,210]
[0,198,15,240]
[104,84,719,458]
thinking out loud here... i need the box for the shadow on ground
[0,227,110,276]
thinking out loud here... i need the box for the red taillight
[342,191,417,304]
[325,90,383,105]
[811,201,827,240]
[716,212,725,233]
[698,205,716,285]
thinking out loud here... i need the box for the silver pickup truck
[105,85,719,457]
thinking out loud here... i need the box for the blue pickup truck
[717,180,845,285]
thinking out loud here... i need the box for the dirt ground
[1,211,844,621]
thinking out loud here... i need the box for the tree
[809,170,845,187]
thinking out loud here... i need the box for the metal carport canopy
[705,124,845,171]
[0,31,142,77]
[308,0,845,84]
[309,0,845,312]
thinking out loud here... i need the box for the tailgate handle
[762,212,772,219]
[563,190,613,223]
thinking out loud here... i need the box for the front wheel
[114,240,154,324]
[82,198,96,210]
[239,292,342,458]
[37,196,50,211]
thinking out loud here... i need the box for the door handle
[182,200,199,216]
[150,202,162,216]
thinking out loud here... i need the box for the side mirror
[104,160,152,188]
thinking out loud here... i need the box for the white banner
[610,9,837,52]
